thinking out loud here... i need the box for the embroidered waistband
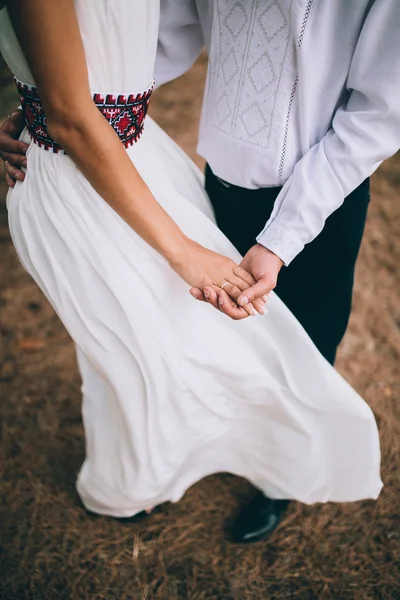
[15,78,154,154]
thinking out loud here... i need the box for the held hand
[172,239,266,320]
[236,244,284,306]
[0,109,29,188]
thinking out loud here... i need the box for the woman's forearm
[48,105,189,264]
[7,0,189,266]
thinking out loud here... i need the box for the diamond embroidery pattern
[259,3,287,39]
[225,4,248,38]
[215,93,232,124]
[249,52,275,94]
[209,0,292,148]
[240,103,270,137]
[221,50,240,85]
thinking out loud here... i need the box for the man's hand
[236,244,283,306]
[189,243,282,317]
[0,109,28,188]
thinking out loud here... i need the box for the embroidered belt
[15,78,154,154]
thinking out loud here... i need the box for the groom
[1,0,399,544]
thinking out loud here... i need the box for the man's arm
[257,0,400,266]
[235,0,400,306]
[155,0,204,87]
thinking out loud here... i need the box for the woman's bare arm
[6,0,265,319]
[7,0,188,262]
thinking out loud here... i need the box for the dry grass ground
[1,56,400,599]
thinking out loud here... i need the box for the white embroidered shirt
[155,0,400,264]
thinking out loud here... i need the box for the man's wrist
[256,220,305,266]
[255,243,284,269]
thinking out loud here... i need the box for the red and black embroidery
[15,78,154,154]
[16,80,63,153]
[93,88,153,148]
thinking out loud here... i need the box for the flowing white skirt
[7,117,382,516]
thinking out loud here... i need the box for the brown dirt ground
[1,55,400,600]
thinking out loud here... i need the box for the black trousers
[205,165,370,365]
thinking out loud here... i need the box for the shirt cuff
[256,220,305,266]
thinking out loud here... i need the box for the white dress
[0,1,382,517]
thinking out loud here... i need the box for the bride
[0,0,382,541]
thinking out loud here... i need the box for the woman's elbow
[46,104,91,146]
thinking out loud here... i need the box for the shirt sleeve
[154,0,205,87]
[257,0,400,266]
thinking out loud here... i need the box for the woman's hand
[170,239,267,320]
[0,109,28,187]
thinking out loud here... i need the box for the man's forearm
[257,0,400,266]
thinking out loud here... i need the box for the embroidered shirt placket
[278,0,314,182]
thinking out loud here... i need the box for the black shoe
[231,493,290,544]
